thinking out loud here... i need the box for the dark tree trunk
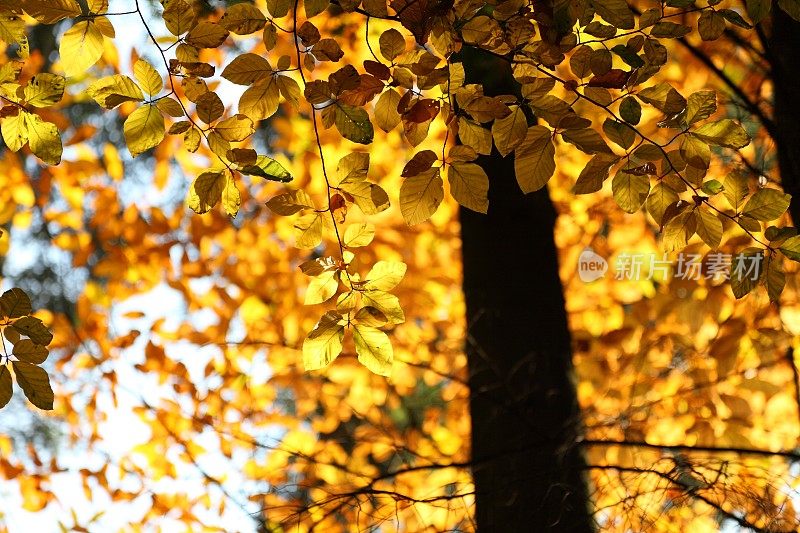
[768,6,800,223]
[459,50,593,532]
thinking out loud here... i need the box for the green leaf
[12,316,53,346]
[693,119,750,149]
[0,366,12,409]
[619,96,641,125]
[779,235,800,261]
[742,188,791,221]
[353,324,393,376]
[334,104,373,144]
[701,179,724,195]
[0,288,31,319]
[240,156,293,182]
[13,339,48,364]
[12,361,54,410]
[514,125,555,193]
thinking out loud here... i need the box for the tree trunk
[768,6,800,223]
[459,50,593,532]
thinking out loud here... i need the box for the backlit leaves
[0,288,54,410]
[514,126,556,193]
[123,105,165,156]
[59,21,105,77]
[400,168,444,225]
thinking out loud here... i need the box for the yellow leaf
[364,261,406,291]
[155,97,184,117]
[378,29,405,61]
[343,222,375,247]
[458,118,492,155]
[695,208,723,248]
[400,167,444,225]
[277,75,301,108]
[0,12,25,45]
[221,172,240,217]
[305,270,339,304]
[339,178,389,215]
[0,366,11,409]
[133,59,162,97]
[362,290,405,324]
[23,73,65,107]
[24,112,63,165]
[219,3,266,34]
[294,212,324,249]
[184,127,201,152]
[374,88,401,132]
[611,170,649,213]
[12,361,54,410]
[447,162,489,214]
[185,21,229,48]
[266,190,315,215]
[353,324,392,376]
[87,74,144,109]
[514,125,555,193]
[59,21,105,77]
[573,153,619,194]
[645,181,679,225]
[162,0,196,36]
[302,311,344,371]
[693,119,750,149]
[221,53,273,85]
[187,170,226,214]
[239,77,280,120]
[662,209,696,252]
[491,105,527,157]
[1,111,27,152]
[215,114,255,142]
[123,105,165,156]
[742,188,791,221]
[24,0,81,24]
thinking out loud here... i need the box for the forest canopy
[0,0,800,531]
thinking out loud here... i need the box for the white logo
[578,247,607,282]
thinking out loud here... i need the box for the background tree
[1,0,800,532]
